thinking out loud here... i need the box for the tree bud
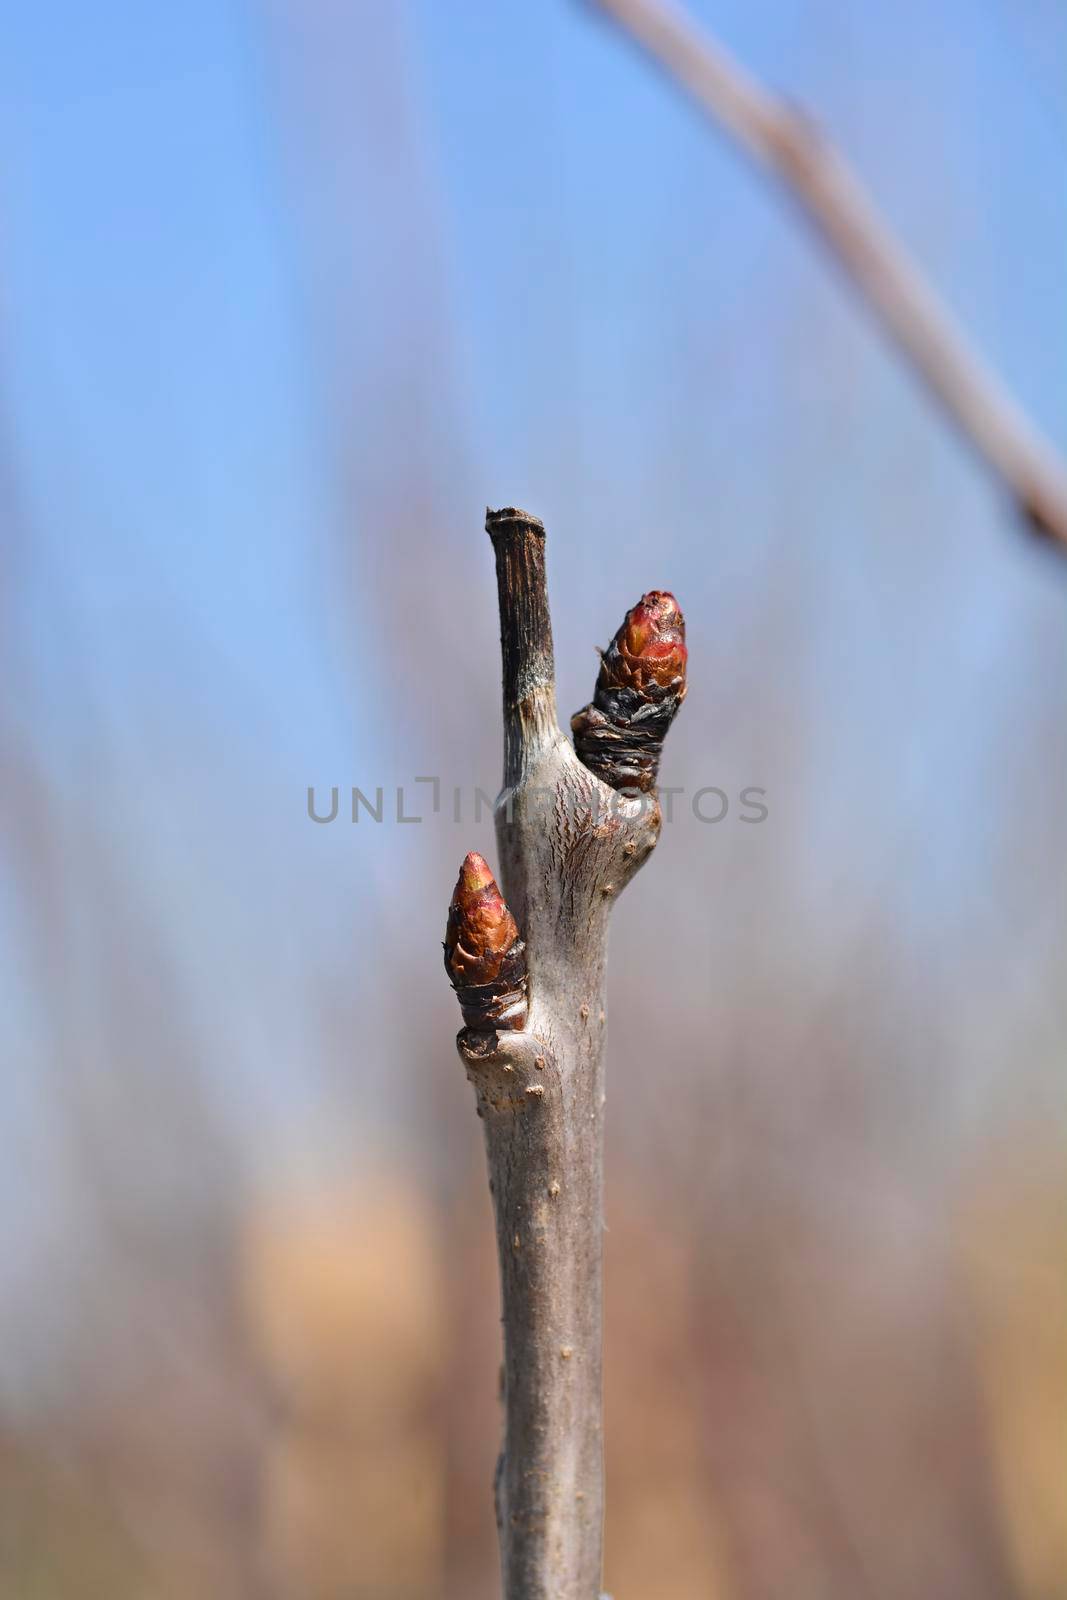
[600,591,688,693]
[444,853,528,1030]
[572,591,687,793]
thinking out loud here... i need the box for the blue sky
[1,0,1065,1344]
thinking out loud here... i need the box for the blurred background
[2,0,1066,1595]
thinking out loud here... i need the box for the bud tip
[604,590,687,691]
[459,850,495,896]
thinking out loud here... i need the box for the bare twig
[447,508,682,1599]
[586,0,1067,550]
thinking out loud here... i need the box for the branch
[444,508,684,1599]
[488,508,560,788]
[585,0,1067,551]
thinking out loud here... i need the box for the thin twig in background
[586,0,1067,553]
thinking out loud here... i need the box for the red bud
[601,590,687,693]
[445,853,521,987]
[572,590,688,793]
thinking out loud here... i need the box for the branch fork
[442,507,686,1600]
